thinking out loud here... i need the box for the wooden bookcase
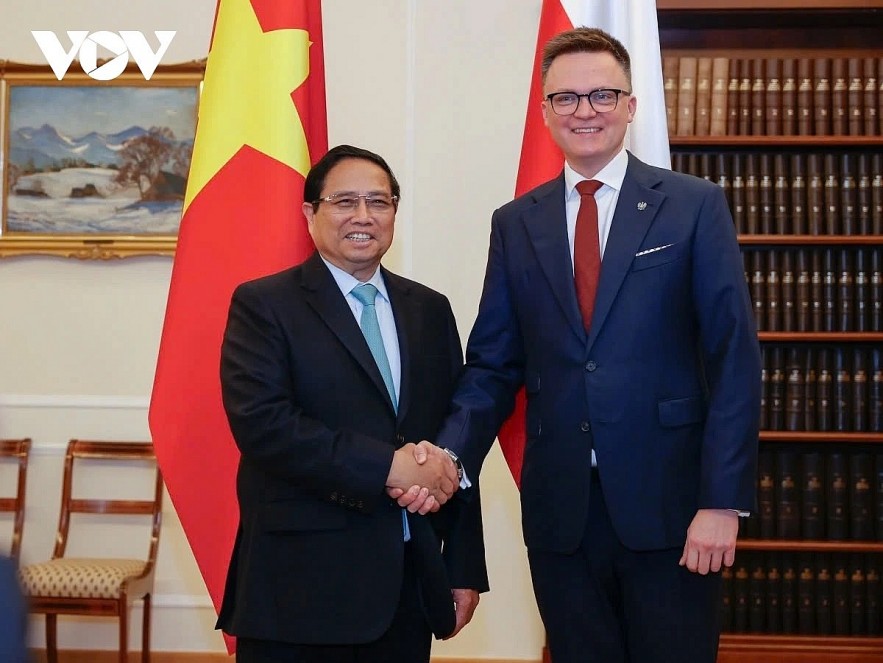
[658,1,883,662]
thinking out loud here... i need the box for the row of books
[742,448,882,541]
[759,345,883,434]
[721,552,881,635]
[670,151,883,236]
[742,247,882,333]
[663,55,883,137]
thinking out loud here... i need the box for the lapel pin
[637,201,647,211]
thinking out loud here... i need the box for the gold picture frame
[0,59,204,259]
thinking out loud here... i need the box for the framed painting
[0,60,203,259]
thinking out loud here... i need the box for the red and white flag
[501,0,670,485]
[148,0,326,650]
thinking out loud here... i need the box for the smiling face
[541,51,636,178]
[302,157,396,281]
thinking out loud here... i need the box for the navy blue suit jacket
[438,153,761,553]
[217,253,488,644]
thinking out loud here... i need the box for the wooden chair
[0,438,32,561]
[18,440,163,663]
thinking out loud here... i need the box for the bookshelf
[659,2,883,661]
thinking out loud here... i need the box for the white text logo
[31,31,177,81]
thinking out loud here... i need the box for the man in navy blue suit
[0,555,28,662]
[397,27,760,663]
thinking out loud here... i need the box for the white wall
[0,0,546,658]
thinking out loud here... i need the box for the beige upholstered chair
[18,440,163,663]
[0,438,31,561]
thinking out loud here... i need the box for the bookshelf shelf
[670,135,883,147]
[759,431,883,442]
[757,332,883,341]
[739,235,883,246]
[739,540,883,552]
[659,1,883,658]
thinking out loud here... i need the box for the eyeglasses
[545,88,631,115]
[313,192,399,213]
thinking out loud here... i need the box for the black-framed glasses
[312,192,399,213]
[545,88,631,115]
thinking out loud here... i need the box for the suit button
[580,421,591,432]
[395,433,405,445]
[585,360,597,372]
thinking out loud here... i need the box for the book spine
[797,58,814,136]
[857,153,871,235]
[717,153,732,211]
[833,346,852,432]
[695,56,713,136]
[848,57,864,136]
[807,153,824,235]
[663,55,679,136]
[864,58,879,136]
[849,452,873,540]
[877,452,883,539]
[791,153,807,235]
[739,58,753,136]
[816,552,833,635]
[817,347,833,432]
[710,57,730,136]
[823,153,840,235]
[751,58,766,136]
[733,558,750,632]
[871,154,882,235]
[781,58,798,136]
[785,347,803,430]
[866,554,881,635]
[769,345,785,429]
[828,452,848,540]
[732,153,747,233]
[853,346,868,432]
[855,248,869,331]
[676,56,698,136]
[781,250,795,331]
[837,248,854,332]
[749,552,768,633]
[796,248,811,332]
[751,250,765,330]
[841,153,857,236]
[814,58,832,136]
[823,248,836,332]
[721,564,734,632]
[831,57,849,136]
[774,154,789,234]
[766,552,782,633]
[871,347,882,433]
[776,449,799,538]
[727,58,741,136]
[760,154,774,234]
[804,347,817,431]
[745,154,760,234]
[872,247,882,331]
[849,554,866,634]
[801,451,824,538]
[797,553,815,633]
[758,447,776,539]
[832,554,850,635]
[781,553,798,633]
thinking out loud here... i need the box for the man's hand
[444,588,480,639]
[679,508,739,574]
[386,441,453,514]
[386,442,458,508]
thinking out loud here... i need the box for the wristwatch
[443,448,464,481]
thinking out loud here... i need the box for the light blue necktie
[351,284,397,411]
[351,284,409,541]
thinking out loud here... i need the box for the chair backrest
[0,438,32,560]
[53,440,163,568]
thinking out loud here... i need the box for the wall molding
[0,394,149,409]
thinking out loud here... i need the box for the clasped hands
[385,441,457,514]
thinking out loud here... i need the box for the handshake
[385,441,459,514]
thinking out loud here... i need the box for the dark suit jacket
[0,556,27,663]
[216,252,488,645]
[438,153,761,554]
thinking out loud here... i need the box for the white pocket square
[635,243,674,257]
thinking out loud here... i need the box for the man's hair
[303,144,401,207]
[541,27,631,86]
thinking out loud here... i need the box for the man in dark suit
[217,145,488,662]
[399,27,760,663]
[0,555,28,663]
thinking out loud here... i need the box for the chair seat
[19,558,146,599]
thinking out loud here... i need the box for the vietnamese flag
[148,0,327,650]
[499,0,670,486]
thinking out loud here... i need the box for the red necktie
[574,179,603,331]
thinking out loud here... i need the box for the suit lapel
[586,156,666,352]
[300,254,397,414]
[522,175,587,342]
[383,269,415,424]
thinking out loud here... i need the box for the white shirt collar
[319,256,390,302]
[564,148,629,198]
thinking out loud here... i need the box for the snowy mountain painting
[5,85,197,235]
